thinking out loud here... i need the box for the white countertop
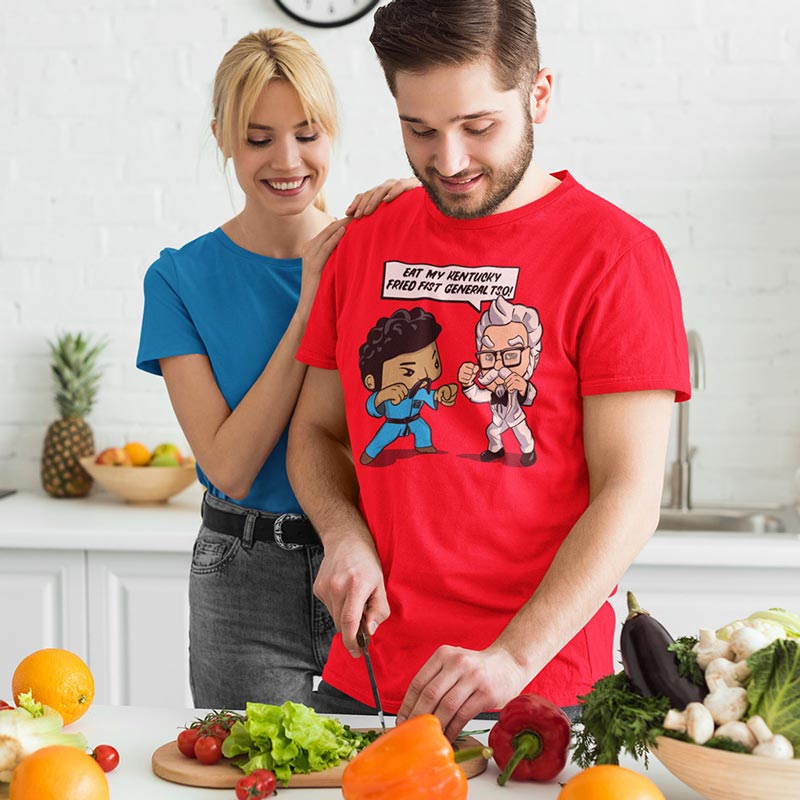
[0,704,704,800]
[2,489,800,567]
[0,488,202,551]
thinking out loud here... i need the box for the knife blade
[356,620,386,731]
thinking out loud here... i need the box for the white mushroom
[713,720,757,751]
[694,628,733,669]
[703,674,748,725]
[705,656,751,687]
[663,703,715,745]
[729,627,774,662]
[746,715,795,760]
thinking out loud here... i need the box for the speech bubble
[382,261,520,311]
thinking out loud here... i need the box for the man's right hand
[458,362,478,387]
[313,529,390,657]
[375,383,409,407]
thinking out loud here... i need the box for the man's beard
[409,377,432,396]
[409,110,534,220]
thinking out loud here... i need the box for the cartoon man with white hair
[457,296,543,467]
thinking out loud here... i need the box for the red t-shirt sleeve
[296,245,340,370]
[577,234,691,402]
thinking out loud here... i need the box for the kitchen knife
[356,620,386,731]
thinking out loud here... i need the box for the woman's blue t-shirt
[136,227,303,513]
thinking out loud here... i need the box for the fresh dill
[668,636,706,686]
[572,671,670,768]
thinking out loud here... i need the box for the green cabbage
[718,607,800,641]
[221,701,377,785]
[746,638,800,756]
[0,698,88,782]
[747,608,800,638]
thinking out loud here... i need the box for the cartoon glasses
[476,346,528,369]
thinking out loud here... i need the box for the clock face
[275,0,381,28]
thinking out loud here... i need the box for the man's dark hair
[359,308,442,386]
[370,0,540,95]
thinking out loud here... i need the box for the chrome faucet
[669,330,705,511]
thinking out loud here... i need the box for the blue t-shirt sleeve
[136,251,208,376]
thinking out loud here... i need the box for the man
[359,307,457,465]
[287,0,689,739]
[458,296,542,467]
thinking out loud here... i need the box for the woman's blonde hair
[212,28,338,212]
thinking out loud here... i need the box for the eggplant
[620,591,707,708]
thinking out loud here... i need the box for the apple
[150,442,182,465]
[149,452,181,467]
[95,447,132,466]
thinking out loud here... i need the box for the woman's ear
[211,119,219,144]
[530,68,553,124]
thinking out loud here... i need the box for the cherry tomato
[235,774,258,800]
[235,769,277,799]
[252,770,277,796]
[0,700,14,712]
[194,734,222,765]
[207,723,230,741]
[92,744,120,772]
[177,727,200,758]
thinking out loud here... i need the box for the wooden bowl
[79,456,197,504]
[651,735,800,800]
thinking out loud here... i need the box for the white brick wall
[1,1,799,506]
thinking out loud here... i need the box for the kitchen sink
[657,505,800,534]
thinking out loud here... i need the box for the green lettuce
[746,638,800,756]
[221,701,377,785]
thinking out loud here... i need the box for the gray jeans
[188,493,335,709]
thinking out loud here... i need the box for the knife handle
[356,620,370,649]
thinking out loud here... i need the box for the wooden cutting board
[152,732,488,788]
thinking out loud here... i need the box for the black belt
[201,497,321,550]
[388,413,420,436]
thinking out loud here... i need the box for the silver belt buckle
[273,513,305,551]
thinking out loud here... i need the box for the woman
[136,28,416,708]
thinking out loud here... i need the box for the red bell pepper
[488,693,571,784]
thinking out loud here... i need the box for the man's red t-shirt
[296,172,690,710]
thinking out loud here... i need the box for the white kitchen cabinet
[87,551,193,707]
[611,563,800,642]
[0,549,88,684]
[0,490,200,704]
[0,547,193,707]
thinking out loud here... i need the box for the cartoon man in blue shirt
[359,307,457,465]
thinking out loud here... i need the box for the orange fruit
[10,745,109,800]
[12,648,94,725]
[558,765,665,800]
[123,441,151,466]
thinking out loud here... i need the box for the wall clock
[275,0,381,28]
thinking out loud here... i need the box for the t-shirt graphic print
[357,292,542,469]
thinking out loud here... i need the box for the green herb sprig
[572,672,670,768]
[668,636,706,686]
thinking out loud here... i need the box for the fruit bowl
[79,456,197,504]
[651,735,800,800]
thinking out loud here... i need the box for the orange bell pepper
[341,714,490,800]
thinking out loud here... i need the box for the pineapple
[41,333,106,497]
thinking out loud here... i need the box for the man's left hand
[435,383,459,406]
[395,644,529,740]
[504,373,528,394]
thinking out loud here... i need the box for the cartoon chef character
[458,296,542,467]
